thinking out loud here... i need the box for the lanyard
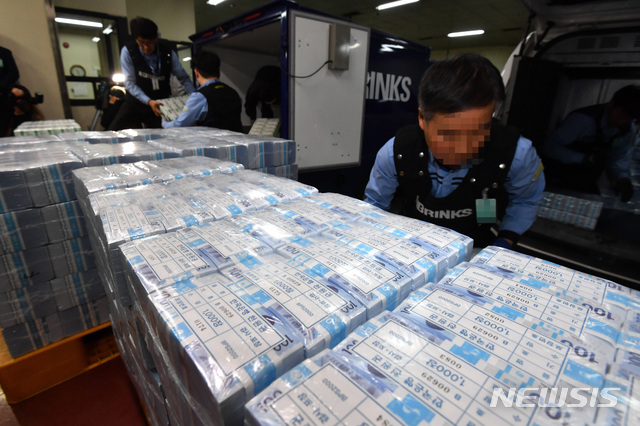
[142,42,161,75]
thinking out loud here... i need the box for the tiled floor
[1,356,147,426]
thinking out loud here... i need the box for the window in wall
[54,8,127,106]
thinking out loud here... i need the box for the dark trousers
[108,98,161,130]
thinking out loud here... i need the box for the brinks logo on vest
[489,387,620,409]
[366,71,411,102]
[416,196,473,219]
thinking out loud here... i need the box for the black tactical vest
[197,81,243,132]
[392,122,520,247]
[125,39,173,102]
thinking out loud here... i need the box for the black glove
[492,238,512,249]
[616,178,633,202]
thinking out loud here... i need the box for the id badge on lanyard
[476,188,497,223]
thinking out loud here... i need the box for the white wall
[59,30,103,78]
[1,0,65,120]
[210,46,280,126]
[125,0,196,42]
[49,0,196,129]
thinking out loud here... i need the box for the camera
[9,85,44,114]
[31,92,44,104]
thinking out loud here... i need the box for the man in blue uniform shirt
[162,50,242,132]
[543,85,640,201]
[109,17,195,130]
[364,54,545,249]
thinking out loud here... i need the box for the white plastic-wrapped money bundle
[56,130,133,144]
[320,221,449,290]
[120,220,377,422]
[76,169,318,315]
[217,134,297,168]
[471,246,640,351]
[206,203,416,319]
[72,163,148,199]
[149,131,297,171]
[149,136,253,168]
[258,164,298,180]
[245,348,419,426]
[277,237,413,316]
[248,118,280,137]
[0,146,83,212]
[125,270,306,425]
[115,193,493,424]
[333,309,593,425]
[157,94,190,121]
[245,240,640,425]
[83,170,315,238]
[71,157,244,200]
[263,199,449,288]
[538,191,604,230]
[13,119,81,136]
[0,229,107,358]
[0,135,62,151]
[118,128,171,142]
[41,200,88,244]
[67,141,182,166]
[51,269,105,311]
[1,292,109,357]
[130,156,243,182]
[0,208,49,254]
[0,143,111,358]
[599,350,640,424]
[471,246,640,311]
[389,250,640,424]
[304,192,473,268]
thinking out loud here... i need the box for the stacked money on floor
[247,245,640,425]
[114,189,472,424]
[0,143,107,357]
[73,164,319,424]
[13,119,81,136]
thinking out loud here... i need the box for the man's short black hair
[418,53,505,119]
[130,17,158,40]
[192,51,220,79]
[612,85,640,121]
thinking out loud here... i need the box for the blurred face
[419,102,494,166]
[136,37,157,55]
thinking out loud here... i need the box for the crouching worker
[364,53,545,249]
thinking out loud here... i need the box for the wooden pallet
[0,322,119,404]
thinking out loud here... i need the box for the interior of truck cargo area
[519,213,640,290]
[500,1,640,295]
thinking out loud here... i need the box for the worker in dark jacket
[1,46,20,136]
[244,65,281,122]
[364,54,545,249]
[162,50,242,132]
[109,17,195,130]
[543,85,640,201]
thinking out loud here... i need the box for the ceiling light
[381,44,405,52]
[92,37,100,42]
[182,57,192,62]
[55,17,103,28]
[376,0,419,11]
[207,0,227,5]
[103,25,113,35]
[448,29,485,38]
